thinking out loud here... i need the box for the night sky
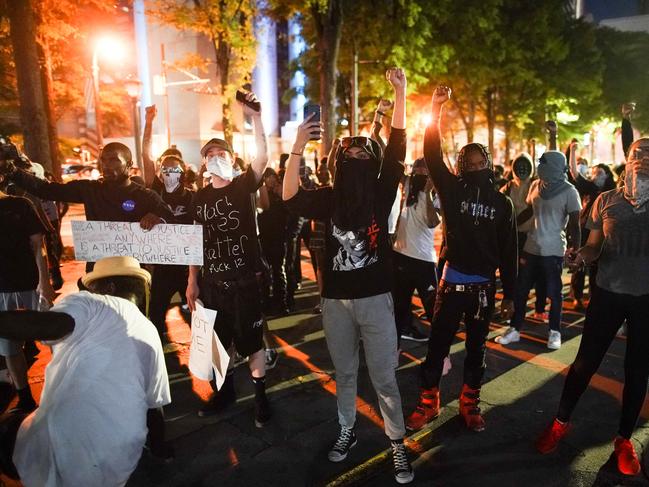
[585,0,649,21]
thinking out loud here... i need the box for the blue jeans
[511,252,564,332]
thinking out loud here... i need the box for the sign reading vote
[71,220,204,265]
[189,300,229,389]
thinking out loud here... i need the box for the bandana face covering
[207,155,233,181]
[624,163,649,211]
[162,172,182,193]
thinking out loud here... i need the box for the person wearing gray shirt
[535,137,649,477]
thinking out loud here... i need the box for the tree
[4,0,53,171]
[150,0,257,146]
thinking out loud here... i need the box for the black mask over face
[461,168,493,188]
[513,157,532,181]
[333,156,379,231]
[407,174,427,206]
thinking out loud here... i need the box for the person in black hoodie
[406,86,517,433]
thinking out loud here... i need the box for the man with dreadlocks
[283,68,415,484]
[406,86,517,433]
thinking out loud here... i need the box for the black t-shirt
[191,168,261,282]
[258,191,289,240]
[286,128,406,299]
[0,195,47,292]
[11,170,174,223]
[151,176,194,225]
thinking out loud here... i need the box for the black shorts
[199,274,264,357]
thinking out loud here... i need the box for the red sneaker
[536,419,570,454]
[614,437,641,476]
[406,388,440,431]
[459,384,485,432]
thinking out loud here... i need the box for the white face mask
[162,172,182,193]
[577,164,589,178]
[206,155,233,181]
[593,172,607,189]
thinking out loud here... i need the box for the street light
[124,75,143,172]
[91,36,127,147]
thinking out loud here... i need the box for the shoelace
[333,427,353,451]
[391,443,410,472]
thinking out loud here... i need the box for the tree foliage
[149,0,257,145]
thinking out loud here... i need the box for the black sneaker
[265,349,279,370]
[391,441,414,484]
[327,426,357,462]
[254,394,272,428]
[144,442,175,464]
[400,326,428,343]
[198,376,236,417]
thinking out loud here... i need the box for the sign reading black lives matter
[71,220,204,265]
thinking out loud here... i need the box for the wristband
[291,151,303,157]
[376,110,385,117]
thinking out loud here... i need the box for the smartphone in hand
[236,89,261,113]
[303,104,321,140]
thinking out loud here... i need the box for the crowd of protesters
[0,66,646,485]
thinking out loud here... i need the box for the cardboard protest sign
[189,300,230,389]
[71,220,203,265]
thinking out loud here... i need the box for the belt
[203,273,257,291]
[439,280,493,293]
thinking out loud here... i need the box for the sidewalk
[15,204,649,486]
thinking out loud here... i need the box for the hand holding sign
[189,300,229,389]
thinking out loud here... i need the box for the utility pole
[160,44,171,147]
[351,43,359,136]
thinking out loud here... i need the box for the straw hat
[81,256,151,288]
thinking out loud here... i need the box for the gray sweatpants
[322,292,406,440]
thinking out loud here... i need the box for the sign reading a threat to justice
[71,220,204,266]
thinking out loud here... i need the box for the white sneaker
[547,330,562,350]
[495,327,520,345]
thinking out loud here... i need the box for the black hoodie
[423,124,517,299]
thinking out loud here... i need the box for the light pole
[125,76,143,172]
[91,37,127,149]
[91,48,104,147]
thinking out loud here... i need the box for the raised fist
[545,120,558,135]
[145,105,157,122]
[432,86,451,106]
[377,99,393,113]
[622,103,636,119]
[386,68,406,91]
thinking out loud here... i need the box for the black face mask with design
[333,156,379,231]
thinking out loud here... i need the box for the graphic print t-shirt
[587,188,649,296]
[192,168,260,281]
[152,176,194,224]
[286,128,406,299]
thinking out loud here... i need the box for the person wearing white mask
[186,92,272,427]
[146,153,195,343]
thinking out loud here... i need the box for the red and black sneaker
[536,419,570,454]
[406,387,440,431]
[614,437,641,476]
[459,384,485,432]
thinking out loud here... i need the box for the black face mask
[513,159,532,180]
[461,168,493,187]
[333,157,379,231]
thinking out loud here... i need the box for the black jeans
[420,281,495,390]
[260,234,287,308]
[149,264,189,337]
[392,251,437,345]
[557,286,649,439]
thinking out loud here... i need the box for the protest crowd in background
[0,65,648,486]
